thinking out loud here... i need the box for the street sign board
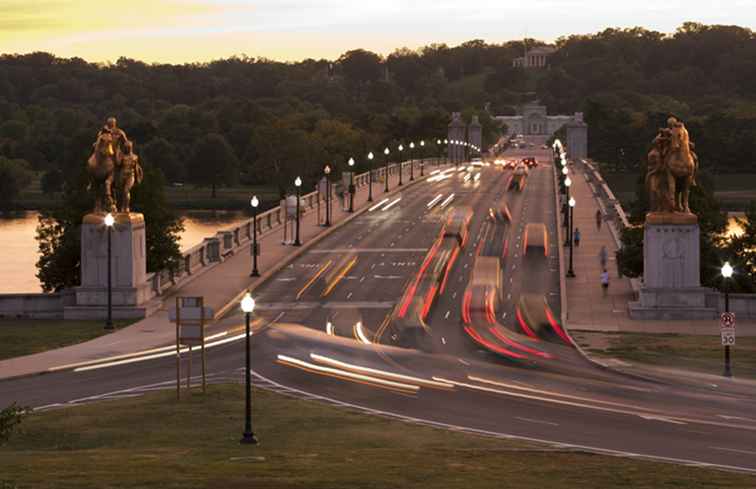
[721,327,736,346]
[720,312,735,328]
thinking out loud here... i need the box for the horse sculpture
[87,132,117,213]
[645,117,698,216]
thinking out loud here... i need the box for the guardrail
[146,158,441,299]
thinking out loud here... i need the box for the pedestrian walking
[601,268,610,297]
[574,228,581,247]
[595,209,602,230]
[599,245,608,269]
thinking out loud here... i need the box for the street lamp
[384,147,390,193]
[367,152,374,202]
[409,142,415,181]
[104,212,114,330]
[564,176,572,238]
[721,262,734,377]
[240,292,258,445]
[250,196,260,277]
[567,197,576,278]
[420,140,425,176]
[324,165,332,227]
[444,139,449,166]
[436,139,442,167]
[398,144,404,186]
[294,176,302,246]
[348,157,355,213]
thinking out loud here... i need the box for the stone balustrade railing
[146,158,441,298]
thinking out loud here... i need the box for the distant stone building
[447,113,466,164]
[495,102,578,137]
[468,116,482,152]
[512,46,556,69]
[565,113,588,160]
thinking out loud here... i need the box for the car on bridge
[522,157,538,168]
[508,163,528,191]
[523,223,549,257]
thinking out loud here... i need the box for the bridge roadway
[2,149,756,473]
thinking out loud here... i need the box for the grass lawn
[0,319,137,361]
[2,385,755,489]
[572,331,756,379]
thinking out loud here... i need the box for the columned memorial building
[495,103,579,137]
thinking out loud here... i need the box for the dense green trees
[0,156,32,209]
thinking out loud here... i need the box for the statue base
[64,212,155,320]
[628,219,716,320]
[645,211,698,225]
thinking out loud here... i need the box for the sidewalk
[565,163,756,336]
[0,161,449,380]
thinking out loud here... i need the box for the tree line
[0,22,754,289]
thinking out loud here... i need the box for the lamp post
[722,262,734,377]
[436,139,442,167]
[567,197,576,278]
[250,196,260,277]
[409,142,415,181]
[398,144,404,186]
[420,140,425,175]
[444,139,449,166]
[564,176,572,242]
[324,165,331,227]
[348,157,355,213]
[367,152,374,202]
[294,176,302,246]
[384,147,390,193]
[240,292,258,445]
[104,212,114,330]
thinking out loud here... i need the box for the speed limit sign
[720,312,736,346]
[721,328,736,346]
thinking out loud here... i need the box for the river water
[0,210,748,294]
[0,210,247,293]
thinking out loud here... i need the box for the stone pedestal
[64,213,154,319]
[629,217,716,320]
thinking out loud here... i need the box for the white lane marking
[502,312,507,319]
[452,292,457,299]
[639,415,687,425]
[276,278,297,282]
[458,359,471,366]
[441,337,447,345]
[427,194,444,208]
[444,310,451,319]
[346,292,353,300]
[360,276,366,283]
[249,371,756,475]
[368,198,390,211]
[718,415,756,422]
[374,275,402,279]
[382,197,402,211]
[516,416,559,427]
[710,447,756,456]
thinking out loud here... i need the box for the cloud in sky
[1,0,754,63]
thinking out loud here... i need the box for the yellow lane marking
[321,257,357,297]
[297,260,332,300]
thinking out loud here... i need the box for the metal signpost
[170,297,213,399]
[720,311,735,377]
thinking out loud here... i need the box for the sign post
[170,297,213,398]
[720,312,735,377]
